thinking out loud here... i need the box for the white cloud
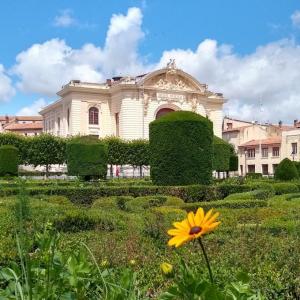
[291,10,300,28]
[156,38,300,123]
[0,64,15,102]
[13,7,148,96]
[53,9,76,28]
[17,98,47,116]
[11,6,300,122]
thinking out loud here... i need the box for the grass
[0,190,299,299]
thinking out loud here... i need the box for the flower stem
[198,238,214,283]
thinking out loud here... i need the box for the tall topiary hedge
[0,145,19,176]
[0,133,27,163]
[213,136,231,172]
[275,158,299,181]
[149,111,213,185]
[229,145,238,172]
[67,136,108,180]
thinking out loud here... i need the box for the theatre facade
[40,61,226,139]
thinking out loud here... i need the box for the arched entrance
[155,108,175,119]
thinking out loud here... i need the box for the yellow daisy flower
[167,208,220,248]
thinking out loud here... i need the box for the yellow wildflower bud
[100,259,109,268]
[129,259,136,266]
[160,262,173,275]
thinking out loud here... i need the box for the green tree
[27,134,66,177]
[126,139,150,177]
[275,158,299,181]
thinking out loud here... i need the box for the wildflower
[167,208,220,248]
[100,259,109,268]
[129,259,136,266]
[160,262,173,275]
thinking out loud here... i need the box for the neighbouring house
[0,115,43,136]
[223,116,300,176]
[40,61,226,139]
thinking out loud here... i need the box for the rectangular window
[227,123,233,130]
[272,147,280,157]
[262,164,269,175]
[247,148,255,158]
[292,142,297,155]
[262,147,268,158]
[248,165,255,173]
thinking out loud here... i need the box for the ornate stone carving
[153,76,193,91]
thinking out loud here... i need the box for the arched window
[89,107,99,125]
[155,108,175,119]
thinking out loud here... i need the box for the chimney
[106,79,112,86]
[278,120,282,128]
[5,115,9,123]
[294,119,298,127]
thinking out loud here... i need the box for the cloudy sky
[1,0,300,123]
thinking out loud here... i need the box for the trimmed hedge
[213,136,231,172]
[274,158,299,181]
[149,111,213,186]
[0,145,19,176]
[182,199,268,212]
[66,137,108,180]
[272,182,299,195]
[224,189,274,201]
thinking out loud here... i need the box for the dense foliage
[274,158,299,181]
[149,111,213,185]
[0,145,19,176]
[26,134,66,176]
[66,136,108,180]
[0,133,27,163]
[0,179,298,299]
[229,145,238,172]
[213,136,231,172]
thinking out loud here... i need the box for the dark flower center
[189,226,202,235]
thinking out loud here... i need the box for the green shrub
[66,137,108,180]
[293,161,300,177]
[0,145,19,176]
[224,189,274,201]
[274,158,299,181]
[246,173,263,179]
[272,182,299,195]
[92,196,134,210]
[149,111,213,185]
[53,211,97,232]
[213,136,231,172]
[182,199,268,211]
[45,195,71,206]
[0,133,27,163]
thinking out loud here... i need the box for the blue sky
[0,0,300,121]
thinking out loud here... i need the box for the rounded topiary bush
[0,145,19,177]
[149,111,213,185]
[274,158,299,181]
[66,136,108,180]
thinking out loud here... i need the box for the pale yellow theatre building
[40,62,226,139]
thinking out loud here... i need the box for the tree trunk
[45,164,49,178]
[139,165,143,178]
[110,164,113,178]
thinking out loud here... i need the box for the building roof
[4,122,43,131]
[239,137,282,147]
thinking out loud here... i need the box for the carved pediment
[147,73,202,92]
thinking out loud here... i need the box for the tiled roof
[4,122,43,131]
[239,137,282,147]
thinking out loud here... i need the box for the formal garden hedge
[213,136,231,172]
[66,137,108,180]
[149,111,213,185]
[0,145,19,176]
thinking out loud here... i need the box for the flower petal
[187,212,195,227]
[202,209,213,224]
[194,208,204,225]
[206,212,220,226]
[167,229,184,236]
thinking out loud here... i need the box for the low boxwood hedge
[182,199,268,212]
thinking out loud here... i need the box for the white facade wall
[40,67,226,140]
